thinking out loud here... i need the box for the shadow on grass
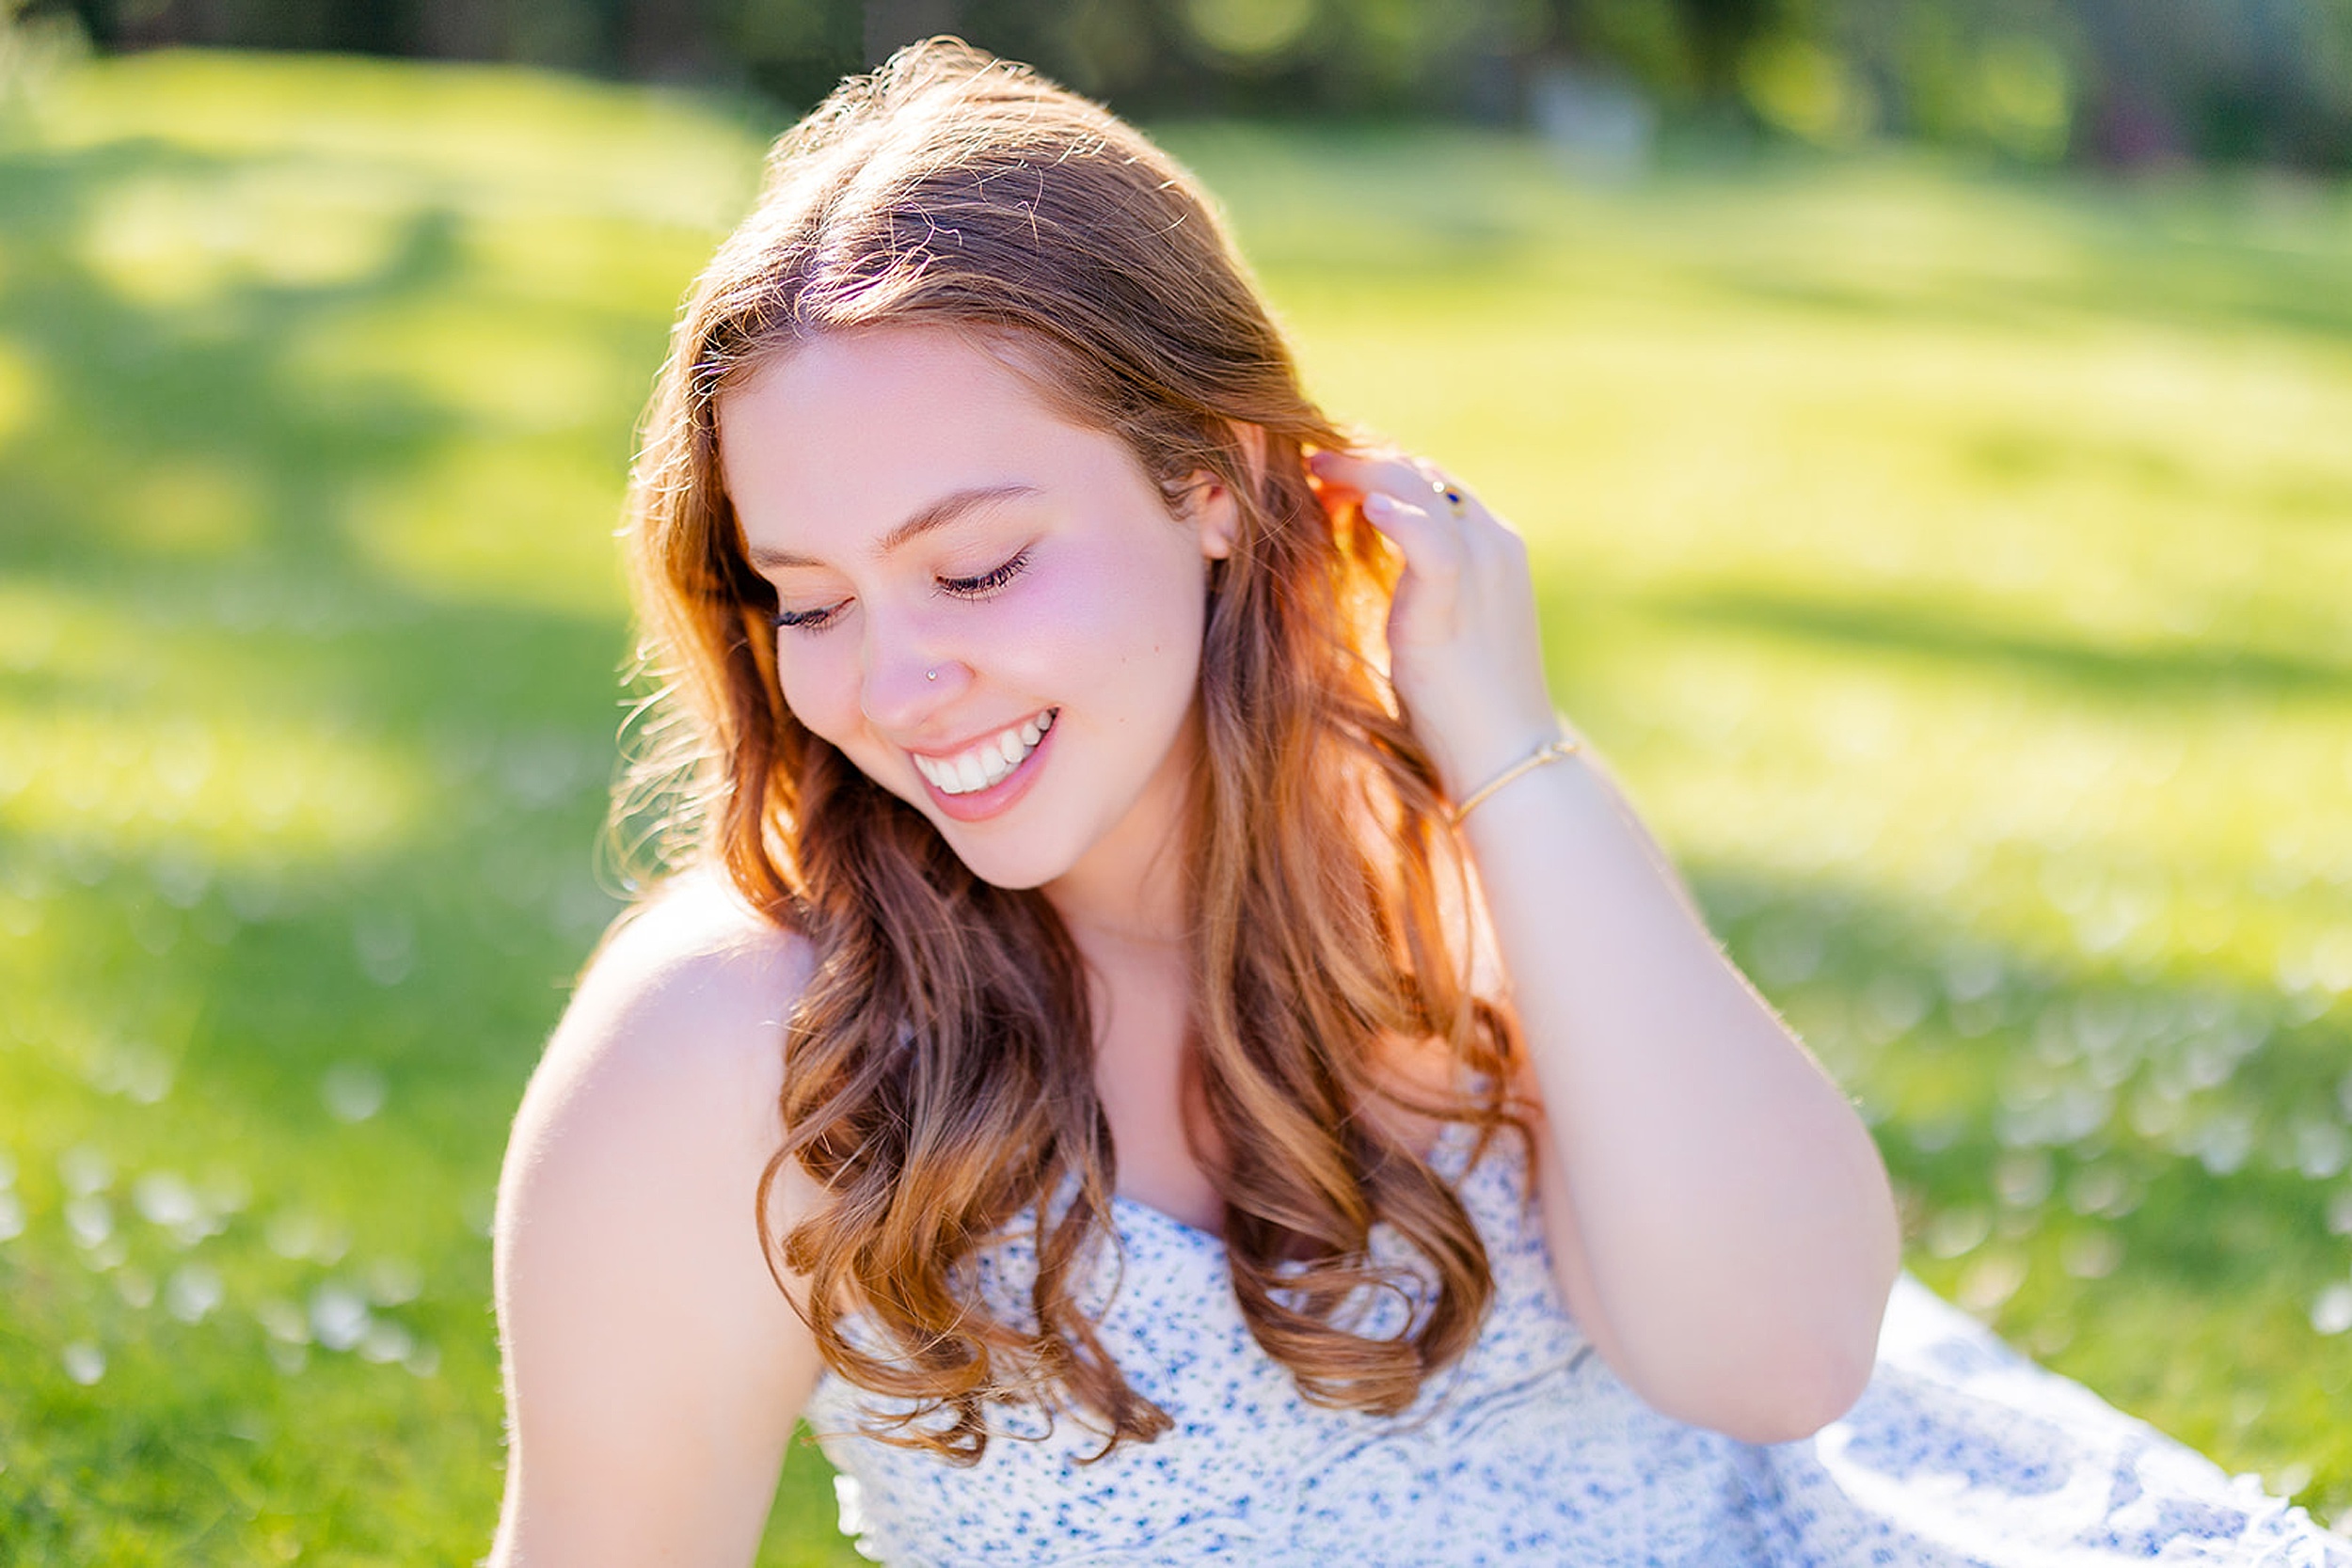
[1654,585,2352,700]
[0,117,646,1156]
[1702,244,2352,345]
[0,115,686,1562]
[0,145,468,566]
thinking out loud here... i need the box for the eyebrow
[745,483,1041,572]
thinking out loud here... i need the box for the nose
[859,614,968,735]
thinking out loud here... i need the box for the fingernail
[1363,492,1396,515]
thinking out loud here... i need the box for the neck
[1043,713,1198,963]
[1043,808,1188,963]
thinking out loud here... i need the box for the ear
[1188,475,1239,562]
[1184,422,1264,563]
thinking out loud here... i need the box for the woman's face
[718,325,1235,893]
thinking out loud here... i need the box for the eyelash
[770,547,1033,634]
[946,547,1030,600]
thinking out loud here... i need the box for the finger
[1310,448,1444,503]
[1304,451,1424,526]
[1313,450,1488,533]
[1360,492,1464,583]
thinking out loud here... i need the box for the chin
[926,818,1083,893]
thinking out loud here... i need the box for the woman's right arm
[488,878,826,1567]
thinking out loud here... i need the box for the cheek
[999,537,1205,701]
[773,636,866,744]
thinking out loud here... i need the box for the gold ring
[1433,480,1467,518]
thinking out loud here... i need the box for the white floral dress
[803,1121,2349,1566]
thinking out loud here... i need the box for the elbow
[1644,1296,1887,1446]
[1716,1160,1901,1444]
[1734,1250,1898,1444]
[1705,1337,1877,1445]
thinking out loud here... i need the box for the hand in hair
[1305,447,1565,801]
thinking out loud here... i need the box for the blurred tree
[9,0,2349,167]
[730,0,860,104]
[864,0,956,64]
[1672,0,1776,103]
[2072,0,2352,167]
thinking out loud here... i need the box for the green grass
[1,45,2347,1563]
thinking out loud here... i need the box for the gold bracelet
[1449,736,1582,826]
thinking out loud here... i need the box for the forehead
[717,325,1107,553]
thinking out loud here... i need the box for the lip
[914,713,1057,823]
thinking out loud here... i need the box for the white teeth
[917,709,1057,796]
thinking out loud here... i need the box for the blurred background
[17,0,2352,167]
[1,1,2348,1563]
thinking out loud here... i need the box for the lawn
[1,46,2347,1565]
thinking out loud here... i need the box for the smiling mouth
[911,708,1056,796]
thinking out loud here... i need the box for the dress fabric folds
[803,1123,2350,1567]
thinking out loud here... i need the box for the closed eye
[771,600,844,632]
[770,547,1032,635]
[939,547,1030,601]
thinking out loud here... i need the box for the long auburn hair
[619,39,1522,1463]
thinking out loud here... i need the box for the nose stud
[926,668,938,682]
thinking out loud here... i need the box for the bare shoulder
[490,868,822,1568]
[501,871,813,1229]
[525,868,812,1119]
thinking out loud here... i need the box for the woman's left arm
[1311,450,1901,1445]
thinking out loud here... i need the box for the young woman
[488,40,2348,1568]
